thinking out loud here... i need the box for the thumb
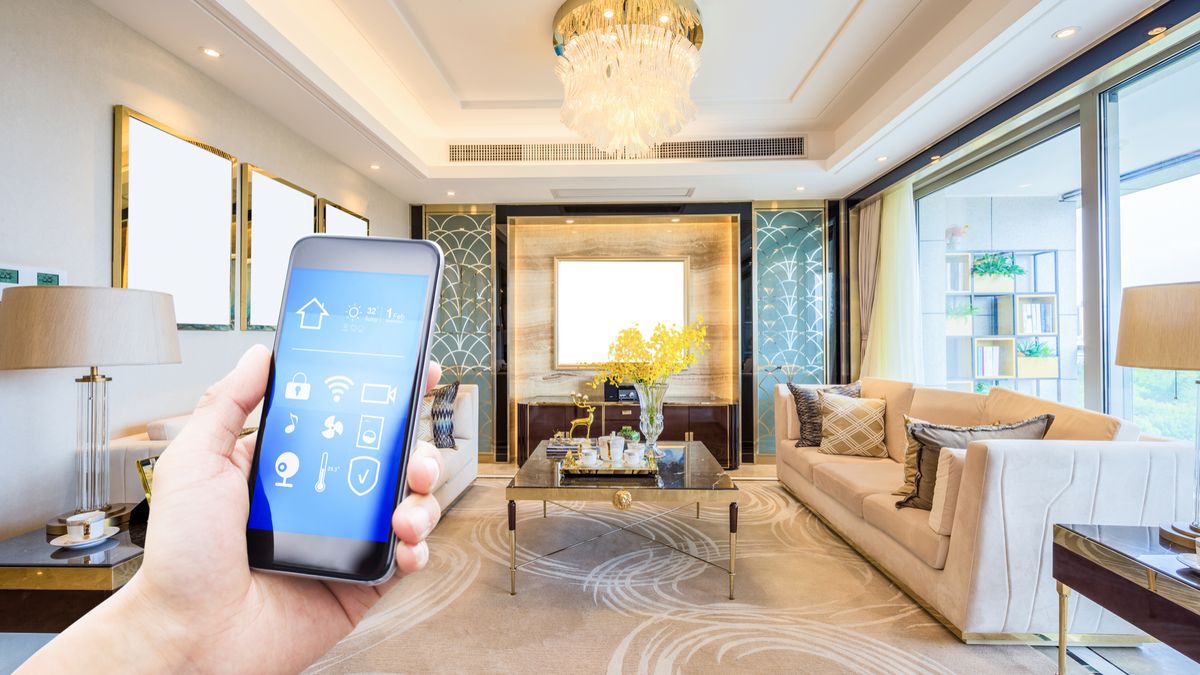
[175,344,271,457]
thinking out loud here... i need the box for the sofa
[774,378,1194,642]
[111,384,480,513]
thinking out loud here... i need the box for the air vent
[448,136,806,163]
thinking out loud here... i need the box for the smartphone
[245,235,443,583]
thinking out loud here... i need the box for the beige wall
[0,0,410,538]
[509,217,740,412]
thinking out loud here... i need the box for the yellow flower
[589,317,709,389]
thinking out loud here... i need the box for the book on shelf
[1020,300,1054,334]
[977,344,1003,377]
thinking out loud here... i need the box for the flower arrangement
[589,317,710,388]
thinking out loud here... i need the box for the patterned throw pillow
[788,381,861,447]
[895,414,1055,511]
[418,381,459,449]
[817,391,888,457]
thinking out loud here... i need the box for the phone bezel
[245,235,444,584]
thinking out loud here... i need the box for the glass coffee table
[505,441,739,599]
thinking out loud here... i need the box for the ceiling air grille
[448,136,806,163]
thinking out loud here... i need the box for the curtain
[857,199,882,364]
[860,179,924,382]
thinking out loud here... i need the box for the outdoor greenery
[1017,338,1056,358]
[972,253,1026,278]
[947,301,982,318]
[1129,368,1198,441]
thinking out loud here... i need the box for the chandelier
[553,0,704,157]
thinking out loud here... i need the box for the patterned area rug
[308,480,1060,674]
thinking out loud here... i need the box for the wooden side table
[1053,524,1200,673]
[0,523,144,632]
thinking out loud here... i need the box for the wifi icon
[324,375,354,403]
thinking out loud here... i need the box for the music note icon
[284,413,298,434]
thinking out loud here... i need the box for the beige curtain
[860,179,924,382]
[857,199,882,363]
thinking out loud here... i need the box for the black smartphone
[245,235,443,583]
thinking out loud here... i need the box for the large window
[1103,46,1200,441]
[917,127,1083,403]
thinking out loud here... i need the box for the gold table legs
[729,502,738,600]
[508,500,517,596]
[1057,581,1070,673]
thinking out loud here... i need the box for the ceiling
[90,0,1164,203]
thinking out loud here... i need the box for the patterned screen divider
[425,211,494,457]
[754,207,826,456]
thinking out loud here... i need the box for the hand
[20,345,444,673]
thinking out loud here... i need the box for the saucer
[1178,553,1200,572]
[51,526,119,550]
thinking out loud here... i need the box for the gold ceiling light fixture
[553,0,704,158]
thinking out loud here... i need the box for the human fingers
[406,441,443,496]
[425,361,441,394]
[174,344,271,458]
[391,493,441,546]
[394,540,430,574]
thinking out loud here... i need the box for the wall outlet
[0,264,67,291]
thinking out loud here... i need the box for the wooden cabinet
[517,400,737,469]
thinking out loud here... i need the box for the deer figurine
[566,392,595,440]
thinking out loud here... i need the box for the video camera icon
[360,383,397,405]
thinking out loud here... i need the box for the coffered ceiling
[91,0,1163,203]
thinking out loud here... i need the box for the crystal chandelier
[553,0,704,157]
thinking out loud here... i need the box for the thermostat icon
[360,383,397,405]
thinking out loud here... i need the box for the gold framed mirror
[239,164,318,330]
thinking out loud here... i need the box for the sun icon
[347,303,362,320]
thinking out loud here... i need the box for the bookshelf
[946,249,1060,393]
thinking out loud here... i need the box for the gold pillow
[817,391,888,457]
[894,415,923,496]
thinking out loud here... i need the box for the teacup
[609,435,626,456]
[65,511,105,541]
[580,447,599,466]
[623,448,644,466]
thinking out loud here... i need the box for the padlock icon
[284,372,311,401]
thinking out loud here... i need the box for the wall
[0,0,410,538]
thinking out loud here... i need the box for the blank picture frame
[112,106,237,329]
[319,199,369,236]
[240,165,318,329]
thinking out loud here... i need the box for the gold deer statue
[567,392,595,440]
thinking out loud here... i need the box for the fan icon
[321,415,345,439]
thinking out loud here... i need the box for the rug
[308,480,1062,674]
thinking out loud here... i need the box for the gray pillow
[788,381,861,447]
[896,414,1055,511]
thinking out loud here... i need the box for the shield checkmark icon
[347,456,380,496]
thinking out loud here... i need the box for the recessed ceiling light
[930,155,942,162]
[876,156,888,162]
[200,47,221,58]
[565,219,575,224]
[1053,26,1079,39]
[659,14,669,23]
[1148,26,1168,36]
[671,217,680,222]
[446,190,455,196]
[603,8,614,18]
[368,163,380,170]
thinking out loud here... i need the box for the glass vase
[634,381,669,456]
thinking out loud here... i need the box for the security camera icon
[274,451,300,488]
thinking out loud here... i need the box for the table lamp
[0,286,180,534]
[1114,282,1200,545]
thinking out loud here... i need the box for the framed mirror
[554,257,689,368]
[112,106,237,329]
[240,165,318,330]
[319,199,369,236]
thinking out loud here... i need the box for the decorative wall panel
[425,212,494,456]
[754,208,826,455]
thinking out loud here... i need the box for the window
[1103,46,1200,441]
[916,127,1084,402]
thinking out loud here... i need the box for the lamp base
[1159,521,1200,549]
[45,503,135,540]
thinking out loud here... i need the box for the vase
[634,381,668,456]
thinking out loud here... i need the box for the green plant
[972,253,1026,278]
[947,302,981,318]
[1017,338,1056,358]
[974,381,990,394]
[618,426,640,442]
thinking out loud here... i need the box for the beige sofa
[112,384,479,512]
[774,378,1194,642]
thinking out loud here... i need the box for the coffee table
[505,441,739,599]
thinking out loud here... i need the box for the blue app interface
[248,267,429,543]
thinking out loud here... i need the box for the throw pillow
[419,381,459,449]
[788,381,862,448]
[817,391,888,457]
[896,414,1055,511]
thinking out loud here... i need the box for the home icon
[296,297,329,330]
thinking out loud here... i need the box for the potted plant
[971,253,1026,294]
[591,318,709,455]
[1017,338,1059,378]
[946,301,980,336]
[617,426,640,443]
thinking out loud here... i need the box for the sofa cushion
[908,388,987,427]
[929,448,966,536]
[983,387,1138,441]
[861,377,916,463]
[788,382,862,447]
[863,493,951,569]
[812,460,903,518]
[147,414,190,441]
[779,445,890,482]
[818,392,888,457]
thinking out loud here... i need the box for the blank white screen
[248,173,315,327]
[323,203,368,236]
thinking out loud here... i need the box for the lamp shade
[0,286,180,369]
[1115,282,1200,371]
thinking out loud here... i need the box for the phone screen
[248,266,430,547]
